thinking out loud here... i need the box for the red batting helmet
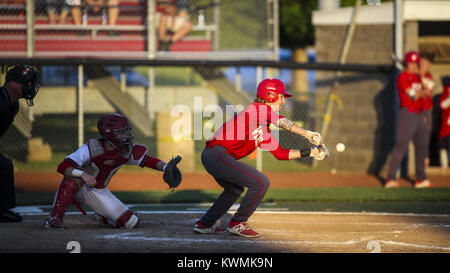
[404,51,420,64]
[97,113,134,153]
[256,79,292,103]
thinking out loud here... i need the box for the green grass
[264,188,450,202]
[16,188,450,214]
[16,187,450,206]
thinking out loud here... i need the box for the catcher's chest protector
[83,139,132,188]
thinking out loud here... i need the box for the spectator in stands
[47,0,70,24]
[86,0,120,26]
[67,0,119,32]
[66,0,82,25]
[157,0,192,51]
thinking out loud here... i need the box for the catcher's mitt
[163,155,182,190]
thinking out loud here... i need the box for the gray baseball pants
[387,108,428,181]
[200,145,270,227]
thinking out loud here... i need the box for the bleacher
[0,0,215,57]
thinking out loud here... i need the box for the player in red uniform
[418,53,435,167]
[193,79,328,238]
[43,114,173,229]
[385,51,430,188]
[439,85,450,168]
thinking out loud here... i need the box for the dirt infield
[14,171,450,192]
[8,170,450,254]
[1,211,449,253]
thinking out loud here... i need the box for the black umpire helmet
[5,65,41,106]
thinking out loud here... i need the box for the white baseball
[336,143,345,152]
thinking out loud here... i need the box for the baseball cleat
[193,220,226,234]
[414,179,431,189]
[0,210,22,223]
[43,216,66,229]
[93,213,111,227]
[227,221,260,238]
[384,180,399,188]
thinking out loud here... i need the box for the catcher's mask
[97,113,134,154]
[5,65,41,106]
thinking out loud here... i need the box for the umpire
[0,65,40,222]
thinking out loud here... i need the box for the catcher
[193,79,328,238]
[43,113,182,229]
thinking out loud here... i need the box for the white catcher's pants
[76,185,129,226]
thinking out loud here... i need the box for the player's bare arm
[277,117,322,145]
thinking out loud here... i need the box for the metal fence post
[78,64,84,147]
[235,67,242,92]
[256,66,264,172]
[147,0,156,118]
[26,0,35,58]
[120,66,126,92]
[272,0,279,62]
[395,0,403,69]
[213,0,220,51]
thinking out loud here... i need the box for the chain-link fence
[0,0,277,58]
[0,62,399,176]
[1,0,408,178]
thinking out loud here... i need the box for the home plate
[11,206,44,213]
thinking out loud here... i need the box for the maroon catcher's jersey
[63,138,148,188]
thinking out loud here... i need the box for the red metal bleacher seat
[0,0,212,56]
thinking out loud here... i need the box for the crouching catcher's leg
[43,177,82,229]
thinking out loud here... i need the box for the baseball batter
[43,113,182,229]
[385,51,430,188]
[193,79,328,238]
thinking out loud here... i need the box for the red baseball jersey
[206,102,286,160]
[420,72,433,111]
[439,87,450,139]
[397,71,423,113]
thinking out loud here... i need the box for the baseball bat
[391,53,404,69]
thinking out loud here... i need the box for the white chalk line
[13,205,450,218]
[98,232,375,247]
[255,229,406,235]
[251,220,450,228]
[371,240,450,251]
[98,232,450,251]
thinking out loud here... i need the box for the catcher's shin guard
[50,177,81,219]
[116,210,140,229]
